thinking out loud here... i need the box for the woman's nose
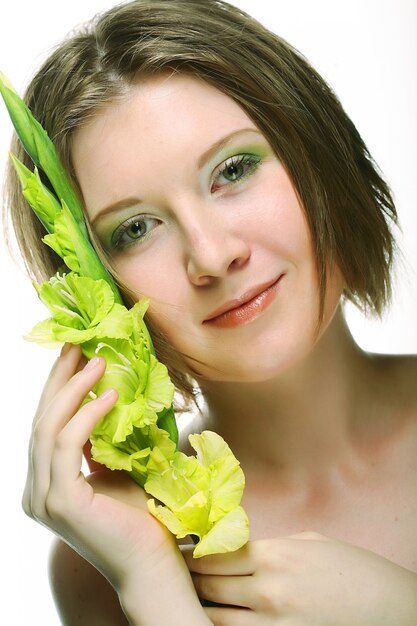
[185,222,251,286]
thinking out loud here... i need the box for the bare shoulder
[49,540,128,625]
[372,352,417,408]
[368,352,417,441]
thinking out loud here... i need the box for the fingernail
[84,356,101,372]
[60,343,72,357]
[99,388,117,401]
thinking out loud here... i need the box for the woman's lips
[203,275,283,328]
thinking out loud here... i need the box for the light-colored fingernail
[60,343,72,357]
[84,356,101,372]
[99,388,117,401]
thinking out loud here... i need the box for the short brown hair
[3,0,398,391]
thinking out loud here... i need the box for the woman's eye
[211,154,261,192]
[112,215,159,249]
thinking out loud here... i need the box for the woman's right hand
[22,344,211,626]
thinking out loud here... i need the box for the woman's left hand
[183,532,417,625]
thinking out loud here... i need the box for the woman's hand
[22,344,211,626]
[183,531,417,625]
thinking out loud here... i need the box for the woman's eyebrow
[90,197,142,225]
[197,127,262,169]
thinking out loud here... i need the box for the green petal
[90,436,150,472]
[148,423,177,459]
[50,324,96,344]
[189,430,234,468]
[24,318,62,347]
[92,396,147,444]
[174,491,209,536]
[130,300,154,355]
[63,274,114,325]
[156,406,179,447]
[145,447,209,512]
[193,506,249,558]
[148,490,209,539]
[33,273,126,343]
[94,304,133,339]
[145,355,175,412]
[37,278,86,328]
[189,431,245,522]
[147,498,190,538]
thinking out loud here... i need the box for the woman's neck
[198,309,376,483]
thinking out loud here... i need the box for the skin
[24,74,417,625]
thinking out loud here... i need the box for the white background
[1,1,416,623]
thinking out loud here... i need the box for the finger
[32,388,117,522]
[182,543,255,575]
[192,573,255,609]
[47,389,118,505]
[23,345,83,515]
[83,439,106,473]
[205,606,256,626]
[34,356,107,438]
[34,344,82,421]
[22,343,81,515]
[28,357,108,519]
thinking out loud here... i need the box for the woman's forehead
[71,73,262,216]
[73,72,257,146]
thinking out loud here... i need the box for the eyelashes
[109,151,263,250]
[111,215,160,249]
[211,153,262,193]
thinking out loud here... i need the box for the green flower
[90,430,151,486]
[87,332,175,443]
[91,423,176,487]
[145,431,249,557]
[26,273,132,345]
[1,71,249,558]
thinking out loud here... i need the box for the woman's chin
[187,342,313,385]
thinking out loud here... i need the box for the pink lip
[203,275,283,327]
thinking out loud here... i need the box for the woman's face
[72,73,344,382]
